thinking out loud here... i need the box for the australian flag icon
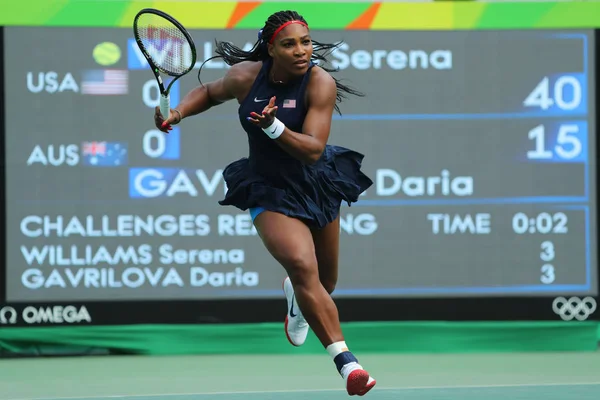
[82,141,128,167]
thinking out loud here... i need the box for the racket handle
[160,94,170,121]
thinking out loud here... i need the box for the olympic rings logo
[552,296,597,321]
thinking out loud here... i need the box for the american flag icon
[81,69,128,95]
[283,99,296,108]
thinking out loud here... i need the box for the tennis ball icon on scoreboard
[93,42,121,66]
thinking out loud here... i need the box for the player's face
[268,24,312,78]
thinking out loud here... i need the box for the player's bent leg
[250,207,309,345]
[254,211,376,395]
[251,209,309,346]
[311,215,376,396]
[311,216,340,294]
[254,211,343,346]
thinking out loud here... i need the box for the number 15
[527,124,582,160]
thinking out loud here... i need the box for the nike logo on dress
[289,295,297,317]
[254,97,268,102]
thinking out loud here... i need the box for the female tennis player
[154,10,376,396]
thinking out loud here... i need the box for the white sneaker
[345,369,376,396]
[282,277,309,346]
[341,363,377,396]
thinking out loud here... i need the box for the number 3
[541,265,555,284]
[541,241,555,262]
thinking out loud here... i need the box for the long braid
[198,10,364,114]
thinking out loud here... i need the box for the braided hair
[198,10,364,114]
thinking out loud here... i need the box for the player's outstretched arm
[154,63,249,133]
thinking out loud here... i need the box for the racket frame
[133,8,197,119]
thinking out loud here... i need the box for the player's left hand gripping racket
[133,8,197,121]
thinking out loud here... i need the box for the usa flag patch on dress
[283,99,296,108]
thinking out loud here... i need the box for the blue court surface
[1,353,599,400]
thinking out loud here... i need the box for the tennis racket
[133,8,197,121]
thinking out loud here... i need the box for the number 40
[523,76,582,111]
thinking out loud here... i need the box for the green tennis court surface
[2,353,599,400]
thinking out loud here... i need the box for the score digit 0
[143,129,168,158]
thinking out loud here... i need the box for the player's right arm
[154,62,257,133]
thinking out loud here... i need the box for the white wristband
[262,118,285,139]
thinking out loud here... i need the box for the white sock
[326,341,349,359]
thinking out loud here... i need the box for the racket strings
[137,13,193,76]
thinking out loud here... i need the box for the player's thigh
[311,215,340,293]
[253,211,319,282]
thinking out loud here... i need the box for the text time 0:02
[512,212,568,234]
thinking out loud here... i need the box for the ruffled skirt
[218,145,373,229]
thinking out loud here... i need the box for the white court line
[6,381,600,400]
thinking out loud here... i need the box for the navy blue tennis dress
[218,59,373,229]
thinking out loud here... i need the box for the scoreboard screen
[3,27,597,302]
